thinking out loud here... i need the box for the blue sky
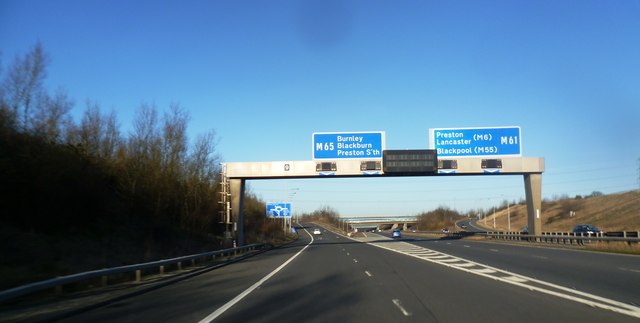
[2,1,639,217]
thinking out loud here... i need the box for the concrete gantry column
[524,173,542,236]
[230,179,246,246]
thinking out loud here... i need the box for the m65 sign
[429,126,522,158]
[313,131,385,159]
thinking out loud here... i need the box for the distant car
[572,224,602,235]
[313,228,322,235]
[521,226,529,234]
[460,224,467,229]
[441,228,449,233]
[392,229,401,238]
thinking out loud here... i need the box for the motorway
[57,224,640,323]
[456,218,490,233]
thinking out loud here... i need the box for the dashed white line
[365,270,372,277]
[392,299,412,316]
[353,259,358,263]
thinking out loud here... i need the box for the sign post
[429,126,521,158]
[313,131,385,160]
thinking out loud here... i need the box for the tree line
[0,43,282,288]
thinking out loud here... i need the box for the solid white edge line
[198,224,314,323]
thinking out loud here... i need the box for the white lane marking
[504,276,529,283]
[392,299,412,316]
[619,267,640,274]
[361,239,640,319]
[490,249,499,252]
[346,252,350,256]
[473,268,497,274]
[353,259,358,263]
[198,225,314,323]
[463,245,470,248]
[365,271,372,277]
[363,232,368,238]
[452,262,476,268]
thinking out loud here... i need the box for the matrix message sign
[429,126,521,158]
[313,132,384,159]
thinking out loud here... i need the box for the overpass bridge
[338,216,418,231]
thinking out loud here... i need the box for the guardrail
[0,243,266,304]
[482,231,640,245]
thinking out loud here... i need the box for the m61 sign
[313,131,385,160]
[429,126,522,158]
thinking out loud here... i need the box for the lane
[58,224,639,322]
[59,227,314,323]
[215,226,637,322]
[404,234,640,307]
[212,225,404,322]
[456,218,485,232]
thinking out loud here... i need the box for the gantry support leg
[524,173,542,237]
[230,179,246,246]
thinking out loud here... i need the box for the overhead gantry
[224,156,544,246]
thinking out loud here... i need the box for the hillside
[475,190,640,232]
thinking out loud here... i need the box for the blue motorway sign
[266,202,292,218]
[429,126,522,157]
[313,132,384,159]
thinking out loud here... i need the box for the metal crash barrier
[0,243,266,303]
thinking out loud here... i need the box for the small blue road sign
[429,126,521,158]
[313,132,385,159]
[266,202,292,218]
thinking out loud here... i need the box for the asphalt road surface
[58,224,640,323]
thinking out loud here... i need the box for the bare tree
[129,103,161,167]
[182,130,219,230]
[2,42,48,130]
[161,103,189,178]
[124,103,161,196]
[188,130,219,184]
[73,101,122,160]
[31,89,74,142]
